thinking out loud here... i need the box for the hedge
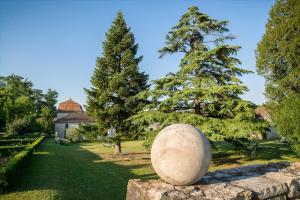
[0,145,27,157]
[0,134,45,192]
[1,134,40,140]
[0,138,36,146]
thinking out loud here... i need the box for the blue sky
[0,0,274,107]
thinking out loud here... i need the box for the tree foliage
[256,0,300,103]
[256,0,300,154]
[273,94,300,155]
[85,12,149,154]
[40,89,58,134]
[0,74,58,134]
[131,6,267,143]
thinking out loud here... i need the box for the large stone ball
[151,124,211,186]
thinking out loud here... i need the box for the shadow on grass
[209,140,299,170]
[212,156,242,166]
[253,141,298,160]
[4,139,157,200]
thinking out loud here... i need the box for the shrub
[55,138,71,145]
[7,116,41,135]
[273,93,300,156]
[143,130,159,150]
[0,138,36,146]
[0,135,45,192]
[0,145,27,157]
[2,133,40,140]
[66,128,82,143]
[7,119,28,135]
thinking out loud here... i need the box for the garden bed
[0,134,45,192]
[0,134,41,160]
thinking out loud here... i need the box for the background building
[54,99,93,138]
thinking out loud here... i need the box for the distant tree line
[0,74,58,135]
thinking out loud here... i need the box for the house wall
[55,123,80,139]
[266,127,280,140]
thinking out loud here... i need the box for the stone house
[54,99,94,139]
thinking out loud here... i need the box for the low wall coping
[126,162,300,200]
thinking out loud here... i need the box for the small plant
[55,138,71,145]
[66,128,82,143]
[143,130,159,150]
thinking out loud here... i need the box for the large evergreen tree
[256,0,300,154]
[256,0,300,103]
[85,12,149,154]
[132,6,266,142]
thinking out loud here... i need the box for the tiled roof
[255,107,270,118]
[57,98,83,113]
[54,112,94,123]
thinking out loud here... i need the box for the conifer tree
[256,0,300,154]
[85,12,148,154]
[132,6,266,142]
[256,0,300,104]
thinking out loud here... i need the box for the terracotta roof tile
[57,98,83,113]
[255,107,270,118]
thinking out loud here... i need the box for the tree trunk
[114,139,121,155]
[194,99,201,114]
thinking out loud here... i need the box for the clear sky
[0,0,275,107]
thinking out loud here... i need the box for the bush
[273,93,300,156]
[7,119,28,135]
[7,116,41,135]
[143,130,159,150]
[0,138,36,146]
[66,128,82,143]
[55,138,71,145]
[2,133,40,139]
[0,135,45,192]
[0,145,27,157]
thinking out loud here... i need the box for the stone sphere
[151,124,211,186]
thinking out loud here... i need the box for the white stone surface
[151,124,211,186]
[55,123,79,139]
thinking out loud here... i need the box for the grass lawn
[0,139,299,200]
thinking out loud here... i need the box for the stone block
[126,162,300,200]
[264,171,300,199]
[231,176,288,199]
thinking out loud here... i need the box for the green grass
[209,140,300,171]
[0,139,156,200]
[0,139,299,200]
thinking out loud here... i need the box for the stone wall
[126,162,300,200]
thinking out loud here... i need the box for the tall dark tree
[132,6,266,143]
[256,0,300,103]
[85,12,149,154]
[256,0,300,154]
[40,89,58,134]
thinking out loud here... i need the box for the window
[65,123,69,129]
